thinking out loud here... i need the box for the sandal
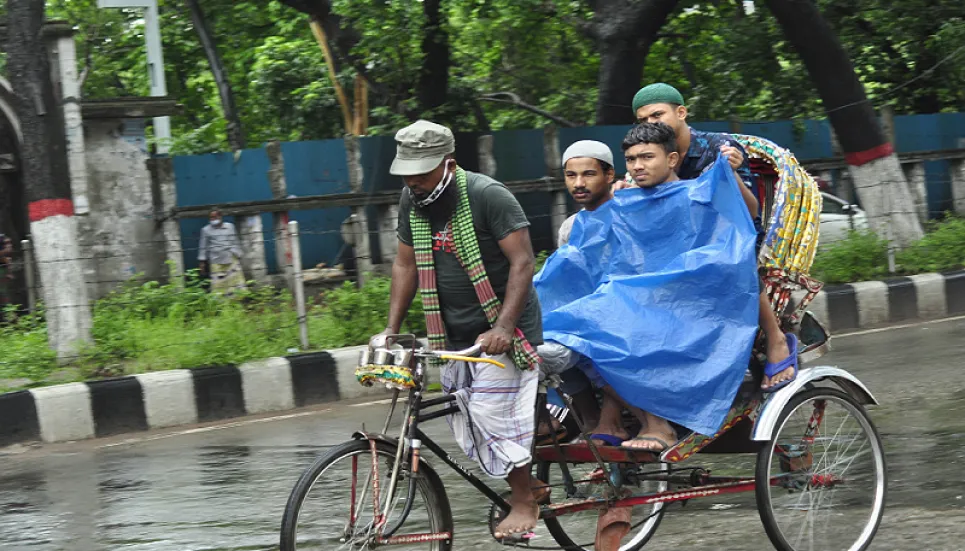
[762,333,799,393]
[588,433,624,447]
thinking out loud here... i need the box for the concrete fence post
[543,125,567,246]
[901,161,928,225]
[345,136,372,287]
[288,220,309,350]
[151,157,184,286]
[266,141,292,288]
[478,134,497,177]
[953,138,965,217]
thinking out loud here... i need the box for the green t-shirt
[397,170,543,349]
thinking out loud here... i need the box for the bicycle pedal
[497,532,535,545]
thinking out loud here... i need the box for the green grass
[0,271,424,392]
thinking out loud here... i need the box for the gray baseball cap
[562,140,614,169]
[389,120,456,176]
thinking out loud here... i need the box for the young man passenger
[543,136,682,453]
[619,83,798,392]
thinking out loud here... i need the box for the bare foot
[622,416,676,452]
[531,478,551,504]
[762,334,794,390]
[622,432,675,452]
[494,497,539,539]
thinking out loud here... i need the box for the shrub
[896,216,965,274]
[811,230,890,284]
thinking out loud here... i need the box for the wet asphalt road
[1,318,964,551]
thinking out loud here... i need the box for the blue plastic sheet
[535,156,760,435]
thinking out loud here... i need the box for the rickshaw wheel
[755,387,886,551]
[536,460,668,551]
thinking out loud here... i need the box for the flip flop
[620,435,673,452]
[762,333,799,394]
[589,433,624,447]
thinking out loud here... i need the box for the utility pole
[97,0,171,153]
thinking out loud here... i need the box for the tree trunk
[6,0,92,358]
[593,0,680,125]
[418,0,450,114]
[186,0,245,151]
[764,0,924,247]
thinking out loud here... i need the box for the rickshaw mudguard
[751,366,879,442]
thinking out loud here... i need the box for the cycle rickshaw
[279,136,886,551]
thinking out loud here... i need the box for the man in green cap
[620,83,798,393]
[371,119,544,539]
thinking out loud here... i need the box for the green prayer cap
[631,83,686,113]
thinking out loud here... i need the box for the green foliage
[895,216,965,273]
[311,277,426,348]
[0,273,431,390]
[0,305,58,386]
[534,250,551,273]
[811,217,965,284]
[811,231,890,284]
[20,0,961,156]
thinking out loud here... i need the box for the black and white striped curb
[0,347,389,447]
[2,270,963,448]
[802,270,965,332]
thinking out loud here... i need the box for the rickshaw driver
[617,83,799,393]
[369,120,545,540]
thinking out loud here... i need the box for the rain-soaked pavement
[2,318,964,551]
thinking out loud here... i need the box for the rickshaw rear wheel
[755,387,886,551]
[535,460,668,551]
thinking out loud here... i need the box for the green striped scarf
[411,168,541,370]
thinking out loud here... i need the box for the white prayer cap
[562,140,614,169]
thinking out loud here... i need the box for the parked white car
[819,192,869,245]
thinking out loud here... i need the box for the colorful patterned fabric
[356,364,417,390]
[410,168,541,370]
[733,134,822,276]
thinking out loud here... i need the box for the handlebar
[422,344,506,369]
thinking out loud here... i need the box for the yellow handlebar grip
[437,355,506,369]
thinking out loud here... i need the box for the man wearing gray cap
[371,120,543,539]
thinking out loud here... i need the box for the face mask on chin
[411,160,454,208]
[211,218,223,227]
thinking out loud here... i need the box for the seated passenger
[538,140,620,436]
[622,83,798,392]
[541,136,679,452]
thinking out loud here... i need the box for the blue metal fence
[170,113,965,272]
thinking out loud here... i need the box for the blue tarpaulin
[535,156,760,435]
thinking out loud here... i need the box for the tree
[6,0,92,357]
[588,0,680,125]
[186,0,245,151]
[764,0,924,247]
[417,0,450,115]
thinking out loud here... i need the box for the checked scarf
[411,168,541,370]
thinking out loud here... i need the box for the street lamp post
[97,0,171,154]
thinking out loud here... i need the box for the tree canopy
[6,0,964,154]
